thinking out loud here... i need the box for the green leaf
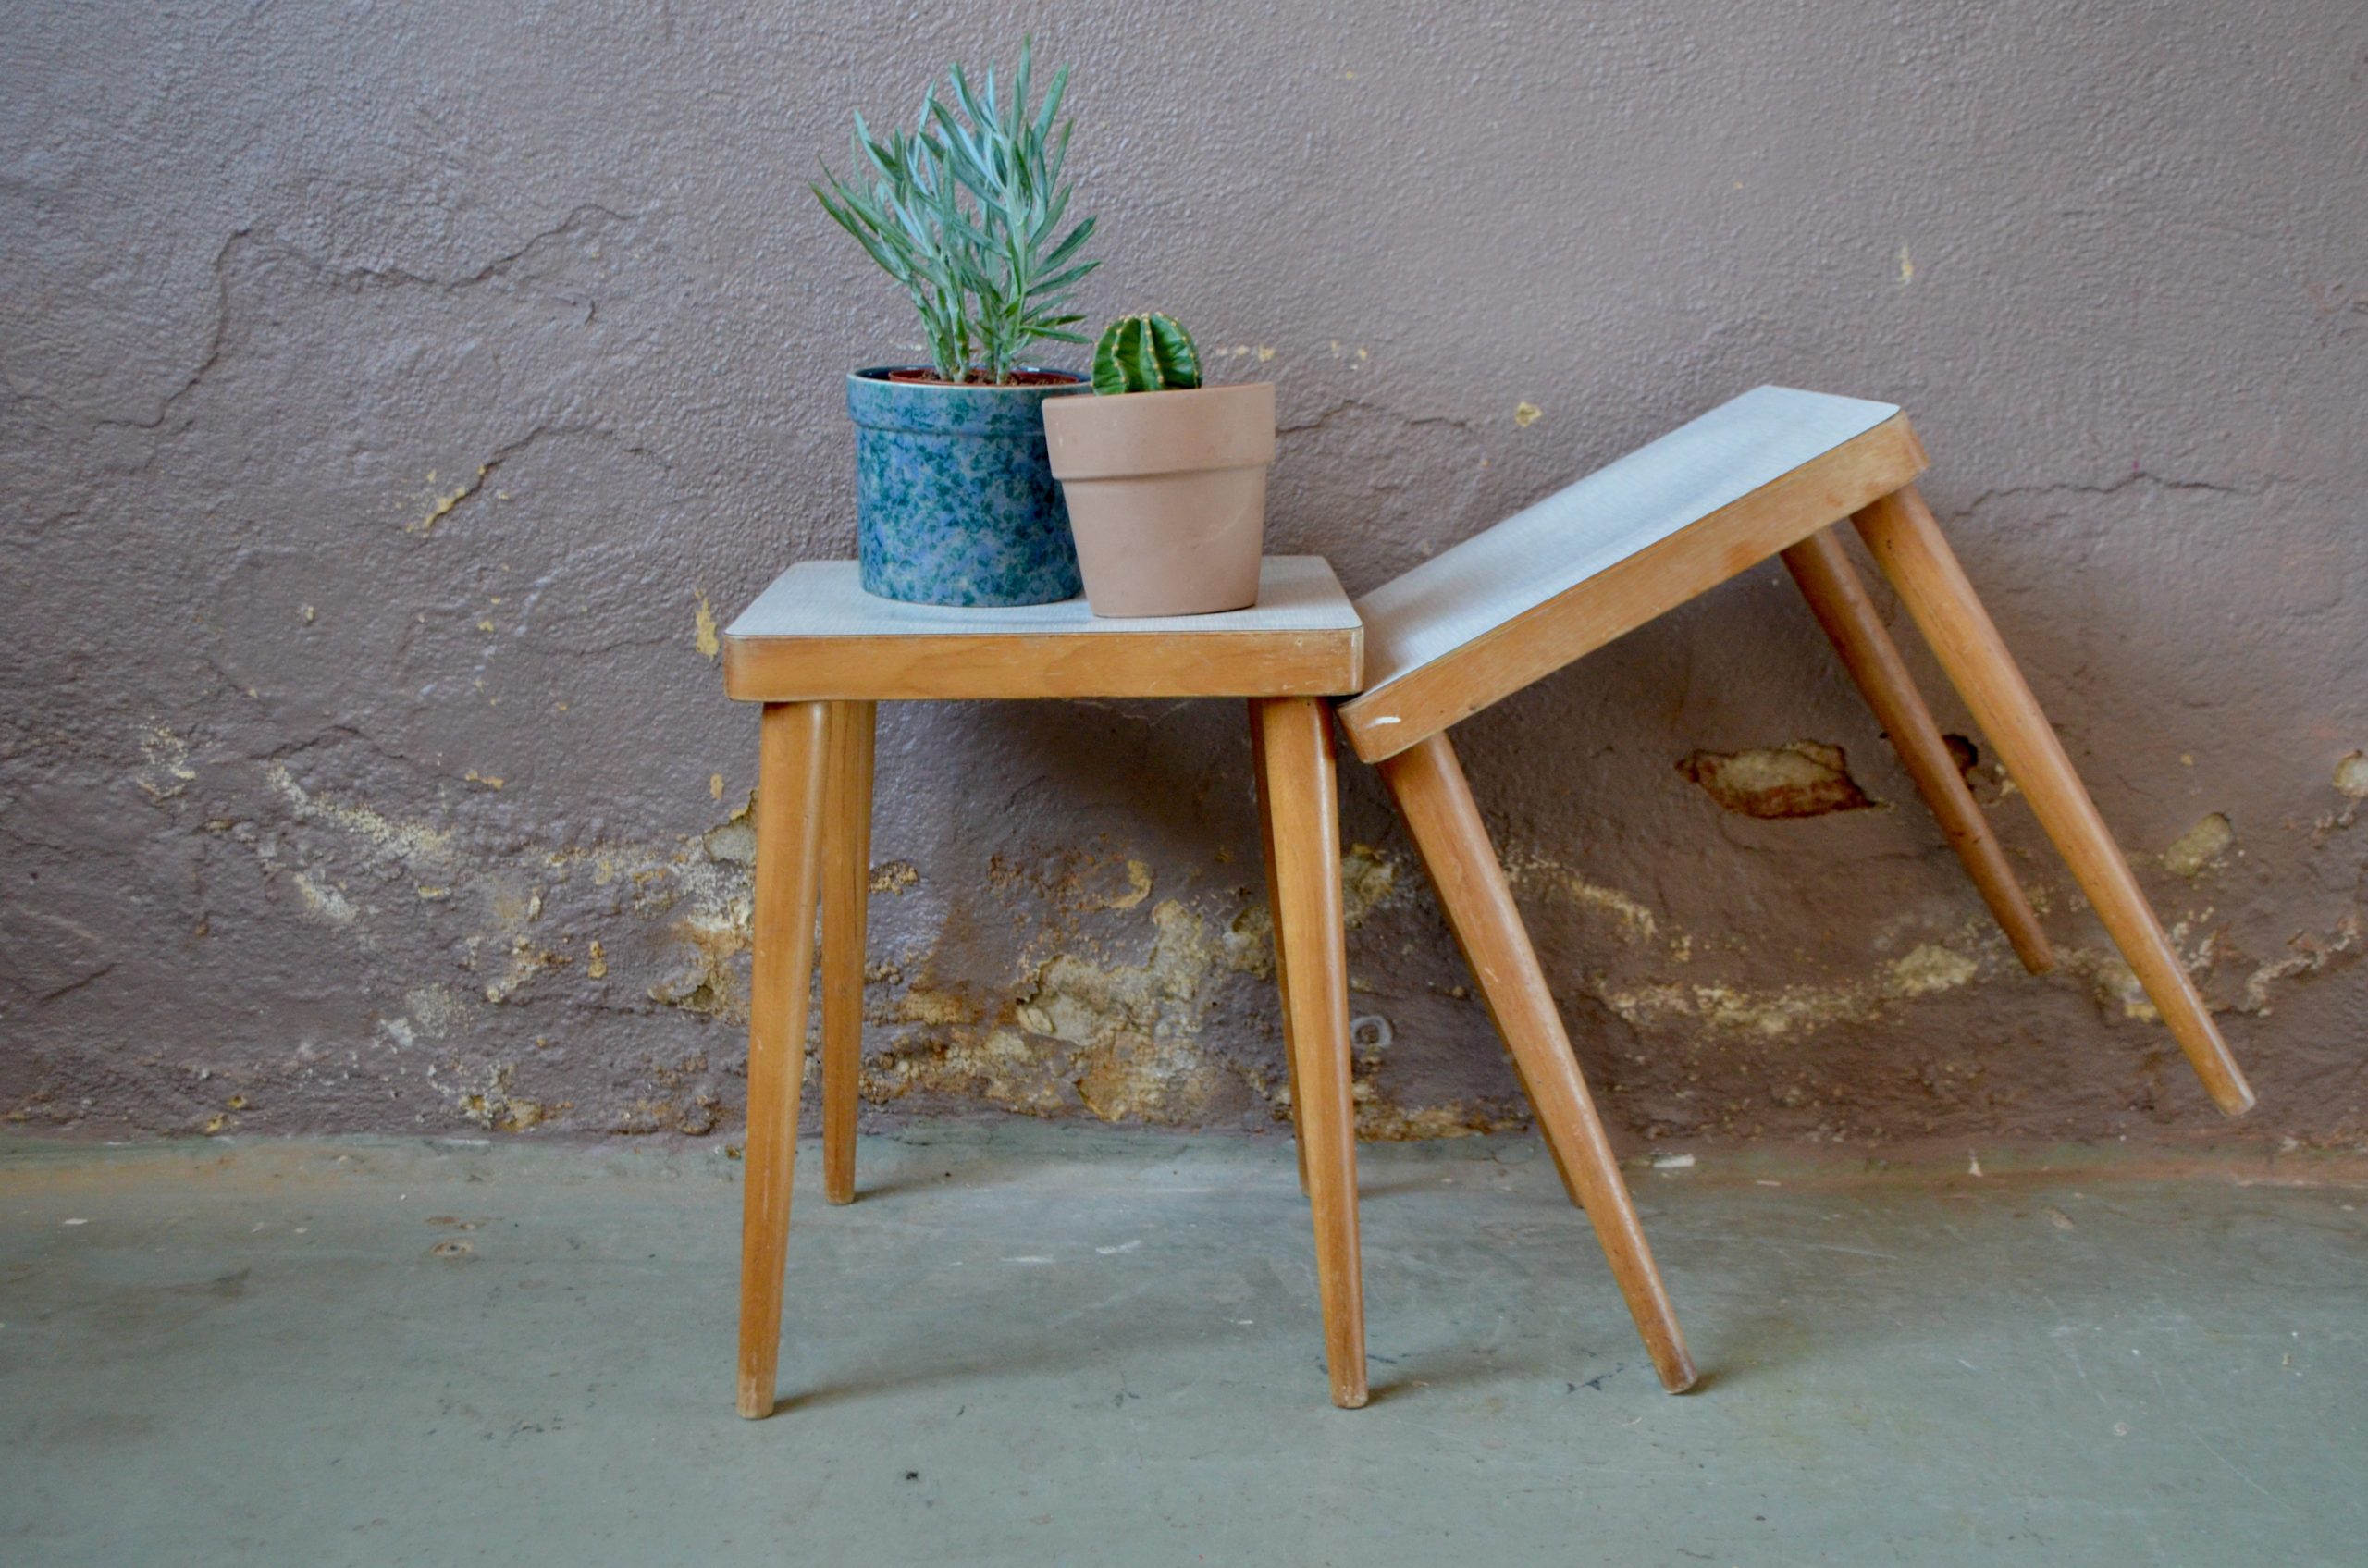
[1030,260,1099,297]
[1034,64,1069,144]
[816,40,1098,384]
[1036,215,1094,274]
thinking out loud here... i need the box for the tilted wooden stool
[1328,386,2256,1388]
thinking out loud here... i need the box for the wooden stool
[720,557,1372,1415]
[1335,393,2255,1314]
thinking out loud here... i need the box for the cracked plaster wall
[4,3,2364,1150]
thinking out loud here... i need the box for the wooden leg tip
[1658,1359,1702,1395]
[2214,1082,2258,1118]
[736,1388,776,1420]
[824,1186,855,1206]
[1332,1386,1371,1410]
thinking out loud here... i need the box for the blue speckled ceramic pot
[847,367,1090,606]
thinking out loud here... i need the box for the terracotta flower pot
[1042,382,1276,617]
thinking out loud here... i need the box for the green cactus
[1091,313,1203,395]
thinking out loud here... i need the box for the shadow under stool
[1326,385,2256,1388]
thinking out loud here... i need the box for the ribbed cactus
[1091,313,1203,395]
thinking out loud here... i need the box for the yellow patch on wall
[1107,859,1153,910]
[2163,812,2234,878]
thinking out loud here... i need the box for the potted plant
[1042,314,1276,617]
[811,41,1101,606]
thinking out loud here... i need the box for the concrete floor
[2,1128,2362,1566]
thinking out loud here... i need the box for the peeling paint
[2236,914,2362,1016]
[266,764,458,870]
[1680,742,1875,819]
[1503,852,1664,947]
[1029,900,1235,1123]
[1107,858,1153,910]
[1350,1095,1529,1140]
[137,723,197,801]
[264,758,759,1030]
[693,590,720,660]
[1339,843,1400,926]
[1224,904,1276,979]
[2330,751,2368,832]
[445,1061,551,1132]
[2067,951,2161,1022]
[1888,943,1980,996]
[411,462,493,536]
[1605,940,1982,1038]
[2163,812,2233,878]
[290,871,356,926]
[1513,401,1542,427]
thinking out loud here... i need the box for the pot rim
[1063,381,1275,407]
[849,364,1087,390]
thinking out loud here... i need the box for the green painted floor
[3,1127,2362,1566]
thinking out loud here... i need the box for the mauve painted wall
[4,2,2362,1149]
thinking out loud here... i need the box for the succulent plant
[1091,313,1202,395]
[811,38,1100,385]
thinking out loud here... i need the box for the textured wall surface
[5,2,2363,1148]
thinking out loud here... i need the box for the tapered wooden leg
[1854,485,2254,1117]
[1781,526,2057,974]
[737,700,831,1418]
[1380,730,1699,1394]
[1252,697,1368,1409]
[820,700,876,1205]
[1247,712,1312,1199]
